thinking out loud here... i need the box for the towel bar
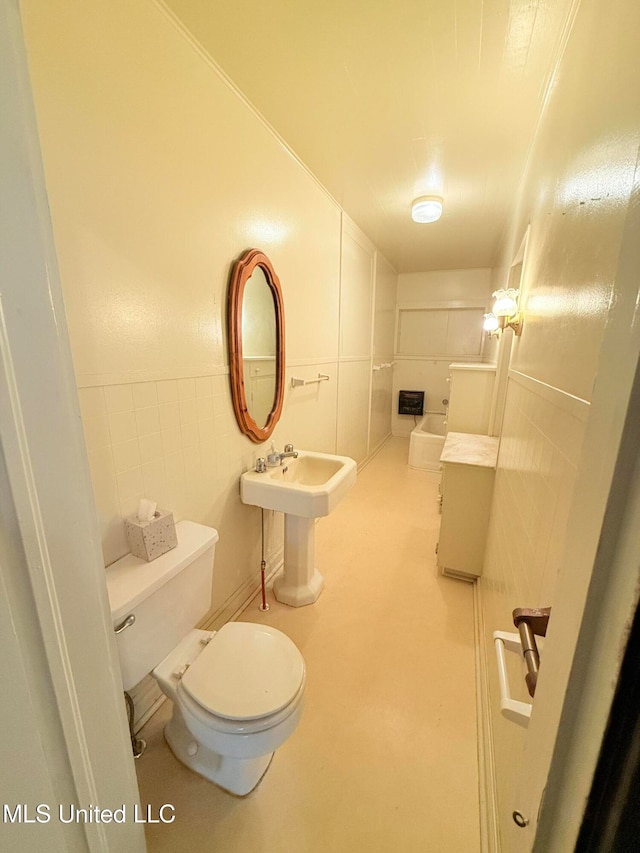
[291,373,330,388]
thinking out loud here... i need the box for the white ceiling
[165,0,575,272]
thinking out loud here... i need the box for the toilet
[106,520,305,796]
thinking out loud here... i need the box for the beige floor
[136,438,480,852]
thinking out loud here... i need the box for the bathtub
[408,414,447,472]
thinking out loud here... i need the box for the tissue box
[125,509,177,562]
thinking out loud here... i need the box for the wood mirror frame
[228,248,286,443]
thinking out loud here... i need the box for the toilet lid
[181,622,305,720]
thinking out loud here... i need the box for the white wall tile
[180,422,199,448]
[159,402,180,431]
[83,415,111,451]
[198,418,215,444]
[480,373,588,841]
[212,375,229,398]
[86,444,125,564]
[196,395,214,421]
[79,387,111,450]
[105,384,134,414]
[142,459,166,494]
[108,410,137,444]
[118,494,143,521]
[179,398,198,425]
[135,406,160,437]
[178,378,196,401]
[132,381,158,409]
[86,444,116,495]
[138,431,163,464]
[164,451,185,483]
[161,427,181,455]
[196,376,213,398]
[116,467,144,503]
[157,379,178,404]
[183,446,201,484]
[111,439,141,474]
[78,386,106,422]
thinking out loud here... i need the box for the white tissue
[136,498,157,522]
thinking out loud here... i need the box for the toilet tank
[106,520,219,690]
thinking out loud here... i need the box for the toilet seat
[181,622,305,721]
[177,675,305,737]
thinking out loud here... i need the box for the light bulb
[411,196,443,223]
[492,288,519,317]
[483,313,500,332]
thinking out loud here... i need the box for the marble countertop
[440,432,499,468]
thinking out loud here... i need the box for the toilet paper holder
[493,631,532,727]
[513,606,550,698]
[493,607,551,727]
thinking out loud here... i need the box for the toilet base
[164,706,274,796]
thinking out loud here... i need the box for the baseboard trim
[474,580,501,853]
[217,547,284,625]
[359,432,392,471]
[202,545,284,631]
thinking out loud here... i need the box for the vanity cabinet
[437,432,499,580]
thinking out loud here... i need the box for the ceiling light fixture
[411,195,443,223]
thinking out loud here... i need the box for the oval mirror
[228,248,285,443]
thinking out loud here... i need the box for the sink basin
[241,450,357,518]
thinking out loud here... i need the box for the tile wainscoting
[478,369,589,849]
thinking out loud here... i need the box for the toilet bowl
[106,520,305,796]
[153,623,305,794]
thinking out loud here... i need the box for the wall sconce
[484,288,524,337]
[483,313,500,337]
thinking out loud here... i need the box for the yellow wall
[22,0,342,385]
[21,1,396,622]
[480,0,640,846]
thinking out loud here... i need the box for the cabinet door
[438,463,495,578]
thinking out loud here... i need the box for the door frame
[1,3,145,850]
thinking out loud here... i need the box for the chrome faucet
[264,443,298,468]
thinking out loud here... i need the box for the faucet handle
[266,443,282,467]
[284,443,294,453]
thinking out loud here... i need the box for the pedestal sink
[241,450,357,606]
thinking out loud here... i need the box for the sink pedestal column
[273,515,324,607]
